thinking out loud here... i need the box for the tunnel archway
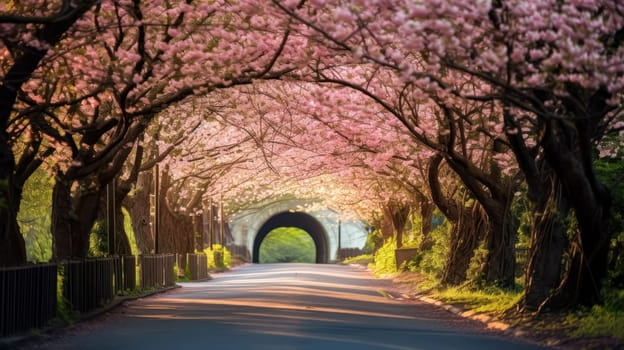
[252,211,329,263]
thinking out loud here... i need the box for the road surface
[24,264,547,349]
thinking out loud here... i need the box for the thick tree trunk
[428,154,480,285]
[383,201,410,248]
[51,178,74,258]
[541,116,612,308]
[114,203,132,255]
[522,177,569,311]
[481,204,517,288]
[0,164,26,266]
[1,91,27,265]
[125,171,154,254]
[193,214,204,251]
[156,170,193,258]
[0,194,26,266]
[51,176,102,258]
[441,204,487,285]
[418,199,435,251]
[380,210,395,241]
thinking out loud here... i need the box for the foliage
[363,228,384,253]
[56,265,76,323]
[17,168,53,262]
[203,244,231,269]
[343,253,373,266]
[567,289,624,339]
[258,227,315,263]
[511,186,532,251]
[595,158,624,287]
[406,218,450,277]
[433,285,522,315]
[122,207,139,256]
[371,238,397,276]
[88,220,108,257]
[465,242,489,285]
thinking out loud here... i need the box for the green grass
[566,289,624,339]
[343,253,373,265]
[259,227,315,263]
[432,285,522,315]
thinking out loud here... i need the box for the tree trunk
[541,116,612,308]
[193,214,204,252]
[1,101,26,266]
[428,154,483,285]
[51,175,102,258]
[418,199,435,251]
[114,202,132,255]
[125,171,154,254]
[51,178,73,258]
[383,201,410,248]
[522,176,569,311]
[441,204,487,285]
[0,194,26,266]
[157,170,193,257]
[0,162,26,266]
[481,203,517,288]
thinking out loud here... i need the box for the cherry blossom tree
[3,0,296,261]
[273,0,623,308]
[0,0,99,265]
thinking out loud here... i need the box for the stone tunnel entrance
[252,211,329,263]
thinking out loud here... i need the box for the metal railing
[187,254,209,280]
[62,257,116,313]
[139,254,175,289]
[1,254,176,338]
[0,264,57,337]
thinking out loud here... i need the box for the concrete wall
[228,199,368,263]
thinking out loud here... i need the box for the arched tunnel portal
[252,211,329,263]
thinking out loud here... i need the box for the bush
[408,219,450,277]
[372,238,397,276]
[17,168,53,262]
[203,244,231,270]
[567,289,624,339]
[343,253,373,266]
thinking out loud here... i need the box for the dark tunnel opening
[252,212,329,263]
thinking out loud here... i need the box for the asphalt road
[26,264,547,350]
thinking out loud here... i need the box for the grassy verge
[566,289,624,339]
[346,248,624,348]
[432,285,523,315]
[342,254,373,266]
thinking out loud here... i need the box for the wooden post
[106,178,116,256]
[219,195,224,246]
[154,164,160,254]
[337,218,341,261]
[209,198,214,249]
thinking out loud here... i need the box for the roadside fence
[0,253,176,338]
[186,254,209,280]
[0,264,57,337]
[139,254,175,289]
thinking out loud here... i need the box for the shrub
[372,238,397,276]
[408,219,450,277]
[203,244,231,269]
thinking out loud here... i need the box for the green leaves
[259,227,315,263]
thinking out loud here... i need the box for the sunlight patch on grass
[432,286,522,315]
[342,254,373,265]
